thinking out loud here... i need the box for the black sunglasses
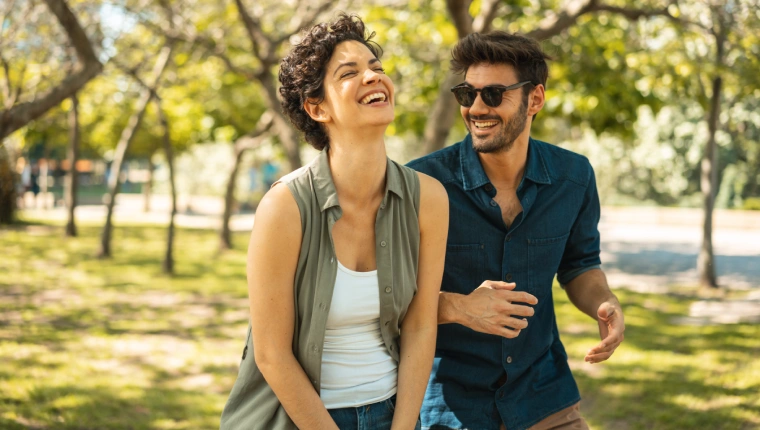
[451,81,533,107]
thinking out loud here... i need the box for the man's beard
[468,99,528,154]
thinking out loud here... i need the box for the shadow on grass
[578,362,760,430]
[13,383,221,429]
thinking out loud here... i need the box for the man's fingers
[488,281,517,290]
[585,350,614,363]
[587,337,623,356]
[587,342,615,355]
[500,317,528,330]
[494,326,522,339]
[500,303,535,318]
[496,290,538,306]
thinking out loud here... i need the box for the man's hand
[449,281,538,338]
[584,301,625,364]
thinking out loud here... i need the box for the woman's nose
[363,69,380,84]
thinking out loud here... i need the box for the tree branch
[140,11,261,81]
[472,0,502,33]
[110,57,161,101]
[233,0,274,63]
[593,4,671,21]
[273,1,335,47]
[0,0,103,140]
[235,110,274,150]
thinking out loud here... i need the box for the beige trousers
[499,402,589,430]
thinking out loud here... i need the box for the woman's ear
[303,99,331,123]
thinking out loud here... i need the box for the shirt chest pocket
[442,243,485,294]
[526,233,569,297]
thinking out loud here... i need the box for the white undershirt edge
[319,261,398,409]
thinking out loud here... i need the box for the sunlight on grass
[1,220,759,429]
[554,289,760,430]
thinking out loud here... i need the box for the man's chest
[492,188,522,229]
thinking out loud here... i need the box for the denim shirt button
[505,273,513,282]
[505,235,512,242]
[490,200,498,207]
[485,184,493,191]
[506,356,513,364]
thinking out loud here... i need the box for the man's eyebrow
[332,58,381,77]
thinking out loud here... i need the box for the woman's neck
[328,132,388,205]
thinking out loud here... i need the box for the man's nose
[467,92,490,116]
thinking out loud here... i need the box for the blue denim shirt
[408,135,602,430]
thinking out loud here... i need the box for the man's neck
[478,134,530,190]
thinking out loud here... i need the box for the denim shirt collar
[311,148,405,212]
[459,134,552,191]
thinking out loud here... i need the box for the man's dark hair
[279,13,382,151]
[451,31,551,98]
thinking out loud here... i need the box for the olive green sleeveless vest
[220,150,421,429]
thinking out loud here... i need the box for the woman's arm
[248,183,338,430]
[391,173,449,430]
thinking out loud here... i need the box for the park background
[1,0,759,428]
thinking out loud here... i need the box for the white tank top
[319,261,398,408]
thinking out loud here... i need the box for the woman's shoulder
[273,164,312,188]
[389,160,445,200]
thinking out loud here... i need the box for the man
[407,32,625,430]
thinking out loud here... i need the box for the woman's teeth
[360,92,386,104]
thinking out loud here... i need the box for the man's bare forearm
[564,269,619,320]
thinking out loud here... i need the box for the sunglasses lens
[481,87,503,107]
[453,88,475,107]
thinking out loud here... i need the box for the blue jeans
[328,395,421,430]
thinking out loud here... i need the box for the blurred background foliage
[2,0,758,210]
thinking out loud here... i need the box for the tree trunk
[156,102,176,274]
[65,93,79,236]
[219,113,273,251]
[40,152,49,209]
[259,72,302,171]
[99,46,172,258]
[220,147,244,251]
[697,76,721,289]
[422,73,463,155]
[0,143,15,224]
[143,155,154,212]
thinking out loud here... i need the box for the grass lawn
[1,220,759,429]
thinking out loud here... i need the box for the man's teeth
[361,92,386,104]
[474,121,498,128]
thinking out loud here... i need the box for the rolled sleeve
[557,162,602,286]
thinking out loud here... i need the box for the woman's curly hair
[278,13,383,150]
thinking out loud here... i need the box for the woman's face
[310,40,395,133]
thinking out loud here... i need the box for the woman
[220,13,449,430]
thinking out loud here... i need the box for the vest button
[380,240,387,247]
[385,286,392,293]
